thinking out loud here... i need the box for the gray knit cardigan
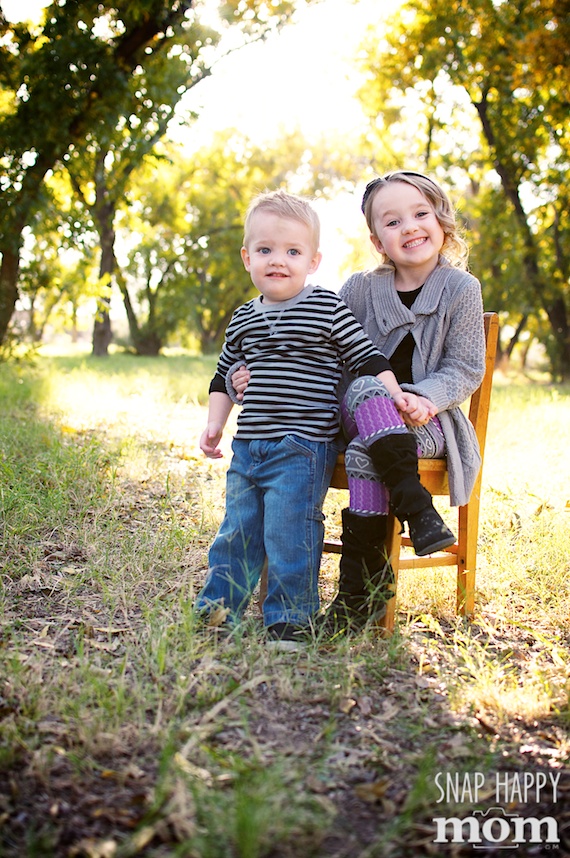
[339,261,486,507]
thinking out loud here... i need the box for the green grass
[1,354,569,857]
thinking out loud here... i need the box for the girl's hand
[395,392,435,426]
[231,365,251,402]
[417,395,438,418]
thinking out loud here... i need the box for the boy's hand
[200,424,225,458]
[231,365,250,401]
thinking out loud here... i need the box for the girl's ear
[370,234,385,255]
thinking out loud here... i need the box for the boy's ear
[370,234,385,255]
[240,246,251,271]
[309,250,322,274]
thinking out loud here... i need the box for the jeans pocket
[282,434,318,459]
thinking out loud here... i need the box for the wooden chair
[323,311,499,633]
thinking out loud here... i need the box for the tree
[357,0,570,378]
[0,0,305,351]
[13,168,99,343]
[116,130,342,353]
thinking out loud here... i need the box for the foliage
[356,0,570,378]
[14,171,99,342]
[0,0,306,348]
[15,120,368,354]
[120,130,342,353]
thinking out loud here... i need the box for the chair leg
[258,557,268,614]
[456,481,481,616]
[375,511,401,634]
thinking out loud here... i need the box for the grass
[1,352,569,857]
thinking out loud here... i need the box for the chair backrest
[468,312,499,458]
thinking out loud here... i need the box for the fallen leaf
[124,762,146,780]
[306,775,330,794]
[94,626,129,635]
[208,605,230,627]
[442,733,473,758]
[69,838,117,858]
[128,826,156,852]
[339,696,357,714]
[354,778,390,803]
[174,752,213,784]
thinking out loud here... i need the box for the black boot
[322,509,393,636]
[368,433,455,557]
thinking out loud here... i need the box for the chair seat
[330,454,449,495]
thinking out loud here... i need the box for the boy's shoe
[265,622,310,652]
[408,506,455,556]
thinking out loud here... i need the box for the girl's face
[369,181,445,277]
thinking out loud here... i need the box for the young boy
[195,189,431,649]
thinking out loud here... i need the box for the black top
[389,286,423,383]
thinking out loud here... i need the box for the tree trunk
[0,248,21,345]
[92,216,115,357]
[505,314,528,360]
[133,331,162,356]
[547,298,570,381]
[115,268,146,353]
[475,95,570,379]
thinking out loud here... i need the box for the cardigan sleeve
[403,273,486,411]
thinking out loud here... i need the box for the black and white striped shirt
[209,285,392,441]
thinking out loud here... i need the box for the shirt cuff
[224,360,246,405]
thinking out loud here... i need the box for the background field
[1,352,569,856]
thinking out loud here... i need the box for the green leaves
[357,0,570,378]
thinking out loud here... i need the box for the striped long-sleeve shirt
[209,284,392,441]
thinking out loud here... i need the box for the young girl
[232,172,486,635]
[323,170,486,633]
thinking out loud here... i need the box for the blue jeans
[196,435,338,627]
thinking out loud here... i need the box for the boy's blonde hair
[361,171,469,270]
[243,189,320,252]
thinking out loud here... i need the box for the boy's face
[241,211,321,305]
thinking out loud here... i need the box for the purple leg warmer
[341,377,445,515]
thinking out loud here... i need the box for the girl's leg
[342,377,450,541]
[412,418,446,460]
[342,375,445,459]
[325,379,403,632]
[341,376,409,446]
[341,377,405,517]
[364,421,454,557]
[343,418,446,515]
[344,437,390,516]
